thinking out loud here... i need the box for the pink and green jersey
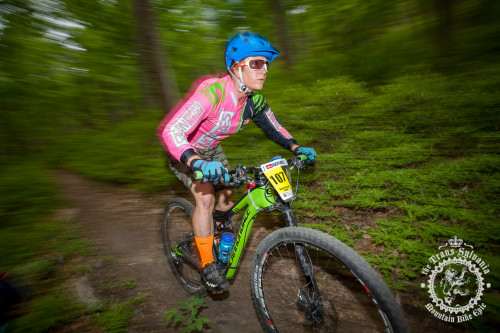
[158,74,297,163]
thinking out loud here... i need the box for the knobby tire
[251,227,410,333]
[162,198,207,296]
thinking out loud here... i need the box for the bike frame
[215,183,301,279]
[170,157,320,301]
[223,185,275,278]
[218,175,321,302]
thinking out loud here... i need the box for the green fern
[164,296,211,333]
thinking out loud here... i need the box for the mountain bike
[161,156,410,332]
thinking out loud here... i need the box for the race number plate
[260,159,294,202]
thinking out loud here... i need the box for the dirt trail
[54,170,466,333]
[54,170,273,333]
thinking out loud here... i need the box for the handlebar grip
[297,154,316,167]
[193,171,203,180]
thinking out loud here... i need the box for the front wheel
[251,227,409,333]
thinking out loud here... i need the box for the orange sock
[195,234,214,268]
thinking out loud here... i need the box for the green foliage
[164,295,211,333]
[9,293,85,333]
[0,161,58,225]
[0,159,96,332]
[120,278,136,290]
[2,0,499,158]
[100,277,138,291]
[301,221,356,247]
[0,160,94,273]
[0,0,142,156]
[92,296,146,333]
[46,111,176,191]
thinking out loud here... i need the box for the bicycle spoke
[256,237,396,332]
[265,253,299,306]
[162,199,205,295]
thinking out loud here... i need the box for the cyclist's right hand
[189,159,229,185]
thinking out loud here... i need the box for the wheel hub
[297,289,325,326]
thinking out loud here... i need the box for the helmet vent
[231,47,237,52]
[243,38,250,43]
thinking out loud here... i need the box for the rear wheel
[251,227,409,332]
[162,198,206,296]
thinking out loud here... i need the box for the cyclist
[158,32,316,293]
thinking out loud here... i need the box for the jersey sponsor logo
[200,81,226,109]
[252,93,266,114]
[265,109,293,139]
[196,110,235,147]
[170,101,204,147]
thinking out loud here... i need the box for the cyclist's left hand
[294,146,316,164]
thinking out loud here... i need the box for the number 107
[269,171,286,185]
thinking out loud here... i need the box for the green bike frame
[224,185,276,279]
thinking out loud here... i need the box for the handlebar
[193,155,315,187]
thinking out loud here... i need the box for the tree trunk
[433,0,456,58]
[133,0,178,111]
[272,0,292,70]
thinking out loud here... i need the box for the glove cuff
[189,159,202,170]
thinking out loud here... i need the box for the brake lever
[297,156,316,170]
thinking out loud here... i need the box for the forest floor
[51,170,469,333]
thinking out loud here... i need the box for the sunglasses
[235,59,270,71]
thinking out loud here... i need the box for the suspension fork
[282,206,321,300]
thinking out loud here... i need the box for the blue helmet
[225,32,280,69]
